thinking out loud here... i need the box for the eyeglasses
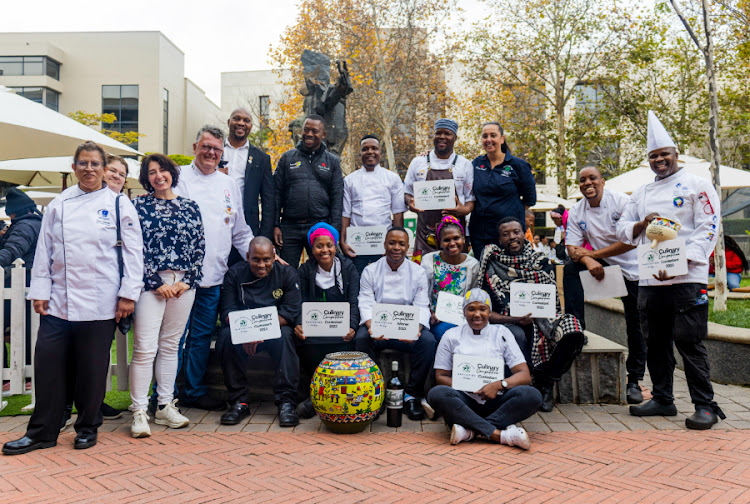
[76,161,102,169]
[198,145,223,154]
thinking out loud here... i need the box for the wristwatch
[501,380,509,391]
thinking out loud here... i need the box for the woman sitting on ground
[710,235,748,291]
[294,222,360,418]
[420,215,479,341]
[427,288,542,449]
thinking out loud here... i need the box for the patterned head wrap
[307,222,339,247]
[436,215,464,240]
[463,288,492,311]
[434,118,458,135]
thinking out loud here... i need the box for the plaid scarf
[479,242,583,369]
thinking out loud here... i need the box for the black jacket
[219,260,302,327]
[297,252,360,329]
[242,144,275,239]
[273,142,343,231]
[0,212,42,280]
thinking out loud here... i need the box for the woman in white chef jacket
[2,141,144,456]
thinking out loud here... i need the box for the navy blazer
[242,144,275,239]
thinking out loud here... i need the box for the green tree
[67,110,144,147]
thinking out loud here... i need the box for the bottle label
[386,389,404,409]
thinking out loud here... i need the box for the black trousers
[25,315,115,442]
[563,259,647,382]
[353,325,437,398]
[295,337,355,377]
[217,325,300,405]
[638,283,717,408]
[278,221,314,269]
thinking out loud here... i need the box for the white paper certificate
[509,282,556,318]
[579,265,628,302]
[434,291,465,326]
[302,302,350,337]
[347,226,386,256]
[229,306,281,344]
[452,354,505,392]
[370,303,421,341]
[638,238,688,279]
[413,180,456,211]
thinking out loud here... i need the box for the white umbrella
[0,85,140,161]
[0,156,142,188]
[531,192,576,211]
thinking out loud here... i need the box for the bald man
[222,108,275,240]
[217,236,302,427]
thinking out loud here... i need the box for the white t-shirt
[403,150,475,205]
[566,189,639,281]
[222,139,250,194]
[343,165,407,227]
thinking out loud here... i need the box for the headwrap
[307,222,339,247]
[434,118,458,135]
[550,210,562,219]
[463,288,492,311]
[436,215,464,240]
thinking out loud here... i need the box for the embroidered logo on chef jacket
[611,212,621,222]
[224,216,230,225]
[698,191,714,214]
[273,289,283,299]
[578,221,587,231]
[500,166,512,177]
[673,183,690,197]
[673,197,685,208]
[96,209,112,226]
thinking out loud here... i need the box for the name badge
[579,265,628,302]
[509,283,556,319]
[370,303,420,341]
[452,354,505,392]
[638,238,688,278]
[434,291,465,326]
[347,225,387,255]
[302,302,350,337]
[413,180,456,211]
[229,306,281,344]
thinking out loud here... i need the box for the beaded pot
[310,351,384,434]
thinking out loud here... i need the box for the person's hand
[514,313,533,325]
[569,246,592,262]
[405,195,423,214]
[340,241,357,258]
[343,328,355,342]
[32,299,49,316]
[582,257,605,281]
[430,312,439,327]
[294,325,305,340]
[173,282,190,298]
[274,253,288,265]
[365,319,385,340]
[653,270,676,282]
[243,342,261,356]
[442,196,469,218]
[156,284,175,298]
[116,298,135,323]
[274,227,284,248]
[475,382,502,401]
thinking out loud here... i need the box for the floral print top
[133,194,205,290]
[420,251,480,311]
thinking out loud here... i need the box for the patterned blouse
[421,251,480,311]
[133,194,205,291]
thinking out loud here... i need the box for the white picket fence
[0,259,129,413]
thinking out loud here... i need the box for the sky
[0,0,485,105]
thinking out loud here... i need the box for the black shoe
[685,407,719,430]
[278,403,299,427]
[629,399,677,417]
[404,399,425,421]
[296,398,316,420]
[60,405,73,432]
[220,402,251,425]
[73,432,97,450]
[100,403,123,420]
[539,385,555,413]
[179,394,226,411]
[626,383,643,405]
[2,436,56,455]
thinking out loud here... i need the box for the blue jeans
[710,272,741,290]
[179,285,221,400]
[431,321,456,342]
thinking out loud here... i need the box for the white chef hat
[647,110,677,154]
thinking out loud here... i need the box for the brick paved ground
[0,370,748,503]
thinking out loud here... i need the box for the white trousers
[129,271,196,411]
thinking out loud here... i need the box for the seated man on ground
[217,236,302,427]
[428,289,542,448]
[479,217,585,413]
[354,226,437,421]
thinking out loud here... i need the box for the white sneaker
[450,424,475,445]
[501,424,531,450]
[154,399,190,429]
[131,410,151,438]
[421,398,437,420]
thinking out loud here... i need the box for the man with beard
[273,114,343,267]
[563,166,646,405]
[404,119,475,263]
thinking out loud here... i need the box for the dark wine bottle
[386,361,403,428]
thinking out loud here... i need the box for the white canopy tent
[0,85,140,161]
[0,156,142,191]
[531,192,576,211]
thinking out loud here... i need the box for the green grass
[709,298,750,329]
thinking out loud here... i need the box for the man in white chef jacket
[616,111,725,430]
[354,227,437,421]
[173,125,254,411]
[3,141,144,455]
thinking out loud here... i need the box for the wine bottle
[386,361,403,428]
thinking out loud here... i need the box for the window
[0,56,60,80]
[9,86,60,111]
[162,88,169,154]
[259,95,270,124]
[102,84,139,149]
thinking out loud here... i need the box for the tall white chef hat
[647,110,677,154]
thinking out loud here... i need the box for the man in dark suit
[221,107,275,239]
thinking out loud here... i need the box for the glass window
[45,58,60,80]
[102,84,139,149]
[259,95,270,117]
[45,88,59,112]
[163,89,169,154]
[0,56,60,78]
[0,56,23,76]
[9,86,59,111]
[22,56,43,76]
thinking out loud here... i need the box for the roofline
[0,31,184,55]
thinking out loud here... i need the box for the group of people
[0,108,727,456]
